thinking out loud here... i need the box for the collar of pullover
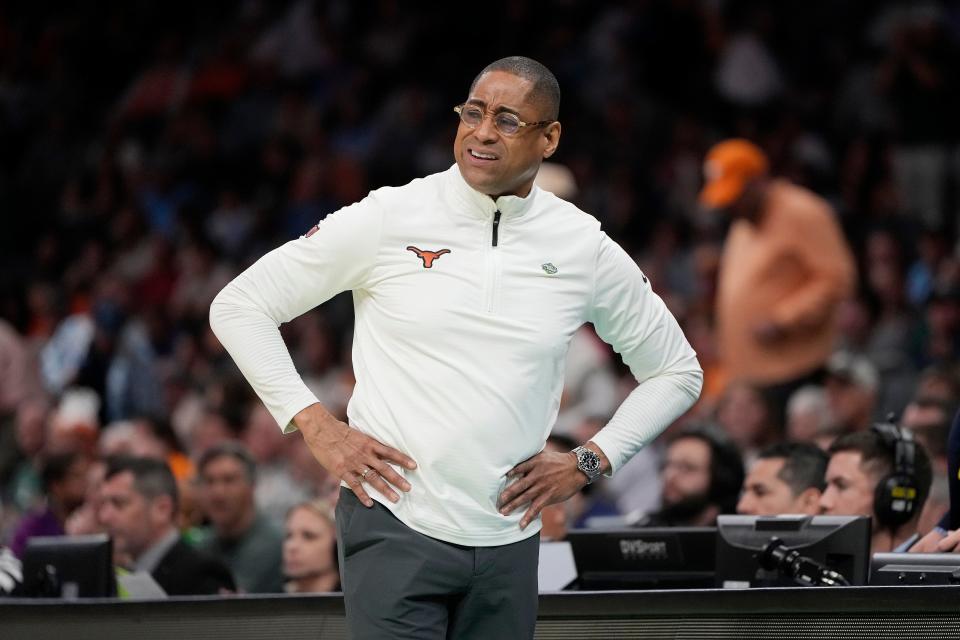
[444,164,539,221]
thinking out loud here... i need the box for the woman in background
[283,499,340,593]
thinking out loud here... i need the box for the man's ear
[797,487,823,515]
[151,494,175,524]
[542,122,562,159]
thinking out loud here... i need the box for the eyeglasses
[454,103,553,137]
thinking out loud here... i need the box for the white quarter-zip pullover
[210,165,702,546]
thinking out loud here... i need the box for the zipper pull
[492,210,501,247]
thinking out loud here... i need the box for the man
[196,442,284,593]
[902,394,954,535]
[701,139,855,418]
[823,351,879,434]
[820,426,932,554]
[210,56,701,638]
[641,426,743,527]
[785,385,833,444]
[97,456,235,596]
[737,442,827,516]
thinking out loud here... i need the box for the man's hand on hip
[498,446,605,530]
[294,403,417,508]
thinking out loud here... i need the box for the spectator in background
[861,228,920,418]
[5,397,50,516]
[911,408,960,553]
[98,419,168,460]
[785,385,833,446]
[283,499,340,593]
[911,365,960,406]
[243,403,309,526]
[98,456,234,595]
[8,451,90,557]
[901,395,954,536]
[44,388,101,457]
[701,139,855,422]
[197,442,283,593]
[715,381,779,465]
[0,319,40,482]
[638,426,743,527]
[823,351,880,434]
[821,426,932,554]
[917,285,960,367]
[63,456,106,537]
[737,442,827,516]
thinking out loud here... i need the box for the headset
[870,421,919,529]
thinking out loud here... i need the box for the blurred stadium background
[1,0,959,590]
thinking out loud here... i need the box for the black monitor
[871,553,960,586]
[715,515,871,588]
[566,527,716,590]
[20,534,116,598]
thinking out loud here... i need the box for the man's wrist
[571,445,605,483]
[293,402,339,438]
[583,441,611,475]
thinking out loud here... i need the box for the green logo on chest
[541,263,558,275]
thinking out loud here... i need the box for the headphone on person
[870,420,919,529]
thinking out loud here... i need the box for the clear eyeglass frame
[454,103,553,136]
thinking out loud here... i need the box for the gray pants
[335,488,539,640]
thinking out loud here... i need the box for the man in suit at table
[98,455,235,596]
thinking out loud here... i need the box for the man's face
[737,457,821,516]
[661,438,712,507]
[825,377,874,430]
[819,451,876,518]
[200,455,254,533]
[98,471,168,560]
[453,70,559,198]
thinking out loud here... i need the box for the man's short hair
[197,441,257,484]
[828,429,933,514]
[757,442,828,494]
[104,455,179,513]
[671,425,745,514]
[470,56,561,121]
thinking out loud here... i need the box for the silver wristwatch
[572,445,603,484]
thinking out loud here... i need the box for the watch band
[572,445,603,483]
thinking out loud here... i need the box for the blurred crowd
[2,0,960,593]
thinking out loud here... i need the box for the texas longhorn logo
[407,246,451,269]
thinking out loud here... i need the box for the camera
[758,537,850,587]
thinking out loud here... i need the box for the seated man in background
[737,442,827,516]
[99,456,235,596]
[196,442,284,593]
[820,426,932,554]
[638,425,743,527]
[901,395,954,536]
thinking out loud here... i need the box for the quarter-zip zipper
[485,210,502,313]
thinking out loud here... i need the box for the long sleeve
[209,196,383,432]
[587,234,703,473]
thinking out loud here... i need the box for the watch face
[578,449,601,474]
